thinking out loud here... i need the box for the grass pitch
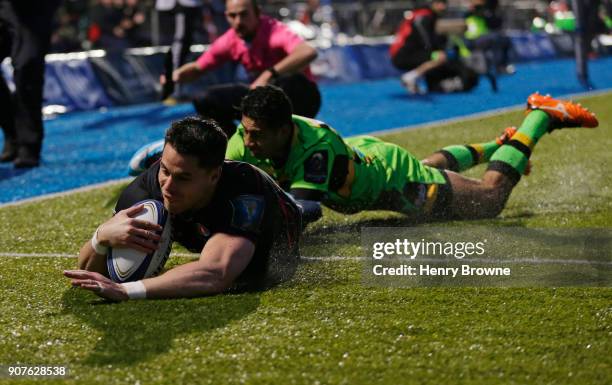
[0,93,611,384]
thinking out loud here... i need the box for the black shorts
[391,37,430,71]
[193,73,321,137]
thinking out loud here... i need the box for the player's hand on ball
[97,204,163,254]
[64,270,128,301]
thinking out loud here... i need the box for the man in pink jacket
[163,0,321,136]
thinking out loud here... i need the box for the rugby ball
[107,200,173,283]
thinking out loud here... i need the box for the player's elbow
[295,43,317,63]
[304,45,318,62]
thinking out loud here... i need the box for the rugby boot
[128,139,164,176]
[526,92,598,130]
[13,145,40,168]
[0,140,17,162]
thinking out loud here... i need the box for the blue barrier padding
[3,33,593,112]
[311,45,363,83]
[354,44,402,80]
[89,54,162,105]
[44,59,114,111]
[507,31,558,61]
[311,43,402,84]
[1,56,611,204]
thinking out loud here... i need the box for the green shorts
[345,136,453,216]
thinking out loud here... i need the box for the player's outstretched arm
[67,233,254,301]
[169,61,205,84]
[77,204,162,274]
[250,42,317,88]
[143,233,255,298]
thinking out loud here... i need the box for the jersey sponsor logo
[230,195,265,234]
[304,150,328,184]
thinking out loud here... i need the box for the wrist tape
[121,281,147,299]
[90,227,109,255]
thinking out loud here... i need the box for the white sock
[401,70,420,84]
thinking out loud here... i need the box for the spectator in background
[122,0,149,47]
[0,0,62,168]
[162,0,321,137]
[205,0,230,39]
[463,0,514,75]
[570,0,607,88]
[156,0,205,100]
[390,0,477,94]
[50,1,84,53]
[89,0,130,51]
[605,0,612,30]
[295,0,338,41]
[299,0,336,29]
[201,3,221,44]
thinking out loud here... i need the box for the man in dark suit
[0,0,62,168]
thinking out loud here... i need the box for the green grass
[0,93,611,384]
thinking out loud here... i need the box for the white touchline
[0,252,610,266]
[302,256,612,265]
[0,252,198,258]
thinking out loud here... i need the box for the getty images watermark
[361,227,612,287]
[371,238,511,278]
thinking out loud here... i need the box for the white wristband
[121,281,147,300]
[91,227,109,255]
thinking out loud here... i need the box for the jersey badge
[304,150,328,184]
[230,195,265,233]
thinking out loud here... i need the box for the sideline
[1,252,610,266]
[0,178,132,209]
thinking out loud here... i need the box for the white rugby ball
[107,200,172,283]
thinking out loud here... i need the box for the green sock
[488,111,550,184]
[438,139,502,172]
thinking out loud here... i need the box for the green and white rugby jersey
[226,115,447,214]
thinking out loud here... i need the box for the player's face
[158,144,221,214]
[241,116,290,161]
[225,0,259,39]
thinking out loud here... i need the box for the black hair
[240,85,293,130]
[164,116,227,169]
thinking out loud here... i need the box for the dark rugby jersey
[115,160,301,283]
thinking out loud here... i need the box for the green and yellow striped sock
[437,139,503,172]
[487,110,550,184]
